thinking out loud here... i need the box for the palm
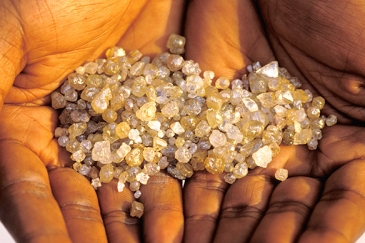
[0,1,185,242]
[183,0,365,242]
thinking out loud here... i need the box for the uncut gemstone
[175,147,192,163]
[215,77,230,89]
[252,145,272,168]
[68,73,86,90]
[91,86,112,114]
[256,61,279,78]
[209,130,227,148]
[224,173,236,184]
[167,34,186,54]
[136,172,150,185]
[116,122,131,139]
[92,141,112,164]
[130,201,144,218]
[116,143,132,159]
[51,92,67,109]
[170,122,185,135]
[233,162,248,178]
[161,101,179,118]
[125,148,144,166]
[136,102,156,122]
[326,115,337,126]
[176,162,194,178]
[275,168,288,181]
[99,164,114,183]
[204,153,225,174]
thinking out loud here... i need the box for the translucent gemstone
[312,129,322,140]
[175,137,185,148]
[71,150,86,163]
[68,122,87,138]
[293,128,312,145]
[68,73,86,90]
[92,141,112,164]
[83,62,98,74]
[55,127,68,138]
[257,92,276,108]
[242,98,259,112]
[127,50,143,64]
[128,129,142,143]
[64,88,78,102]
[170,122,185,135]
[215,77,230,89]
[136,172,150,185]
[78,164,91,176]
[186,74,203,93]
[91,86,112,114]
[91,178,102,189]
[307,106,321,119]
[166,54,184,71]
[134,190,142,199]
[311,117,325,129]
[206,109,223,128]
[307,138,318,150]
[241,120,265,139]
[136,102,156,122]
[282,127,295,146]
[167,34,186,54]
[99,164,114,183]
[167,165,186,180]
[130,201,144,218]
[153,137,168,151]
[224,173,236,184]
[256,61,279,78]
[106,46,126,60]
[115,122,131,139]
[209,130,227,148]
[326,115,337,126]
[125,148,144,166]
[204,153,225,174]
[117,181,125,192]
[116,143,131,159]
[249,72,268,94]
[206,93,224,110]
[51,92,67,109]
[252,145,273,168]
[102,108,118,123]
[143,147,155,163]
[158,156,169,169]
[269,142,281,157]
[275,168,288,181]
[176,162,194,178]
[175,147,192,163]
[185,99,202,116]
[161,101,179,118]
[180,116,199,130]
[130,61,145,76]
[147,120,161,131]
[233,162,248,178]
[226,124,244,144]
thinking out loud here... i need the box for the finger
[250,177,321,243]
[299,160,365,243]
[0,141,71,243]
[0,1,25,109]
[185,0,274,79]
[212,172,275,243]
[183,171,228,243]
[140,172,184,243]
[97,179,141,243]
[49,167,108,243]
[116,0,186,56]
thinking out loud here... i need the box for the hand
[0,1,185,242]
[183,0,365,242]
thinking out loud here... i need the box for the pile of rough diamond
[51,34,337,218]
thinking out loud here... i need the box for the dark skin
[1,0,365,243]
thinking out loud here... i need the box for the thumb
[0,6,25,110]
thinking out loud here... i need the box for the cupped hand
[0,1,185,242]
[183,0,365,242]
